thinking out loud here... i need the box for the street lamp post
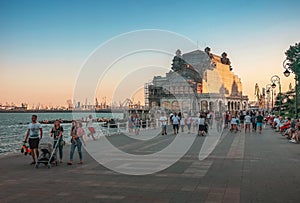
[283,59,299,118]
[271,75,282,116]
[265,84,272,112]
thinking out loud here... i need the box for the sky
[0,0,300,107]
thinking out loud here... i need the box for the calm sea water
[0,112,123,156]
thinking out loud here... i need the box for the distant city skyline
[1,0,300,106]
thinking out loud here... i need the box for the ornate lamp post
[283,59,299,118]
[265,84,272,112]
[271,75,282,115]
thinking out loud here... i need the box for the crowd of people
[128,113,142,135]
[155,109,298,141]
[267,115,300,143]
[157,111,215,136]
[224,110,265,134]
[225,110,300,143]
[155,110,267,136]
[24,110,300,166]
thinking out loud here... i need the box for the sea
[0,112,124,156]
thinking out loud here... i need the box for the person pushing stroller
[50,120,64,164]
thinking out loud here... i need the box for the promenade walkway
[0,126,300,203]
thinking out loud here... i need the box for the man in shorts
[239,112,245,129]
[159,113,168,135]
[244,112,252,133]
[256,111,264,134]
[172,112,180,135]
[24,115,43,165]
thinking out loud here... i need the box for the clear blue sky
[1,0,300,106]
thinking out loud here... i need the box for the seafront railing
[96,119,160,136]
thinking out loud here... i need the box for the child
[86,115,96,140]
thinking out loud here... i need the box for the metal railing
[95,119,160,136]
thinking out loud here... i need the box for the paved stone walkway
[0,126,300,202]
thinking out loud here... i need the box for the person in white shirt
[180,116,186,133]
[198,114,206,136]
[244,112,252,133]
[86,115,96,140]
[186,115,192,134]
[273,116,280,131]
[230,115,238,133]
[172,112,180,134]
[24,115,43,165]
[159,113,168,135]
[206,112,213,129]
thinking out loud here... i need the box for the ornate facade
[145,48,248,113]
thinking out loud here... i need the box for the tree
[285,43,300,118]
[285,42,300,74]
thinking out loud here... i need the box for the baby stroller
[35,138,59,169]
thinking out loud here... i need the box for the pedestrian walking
[134,114,141,135]
[230,115,238,133]
[251,113,257,132]
[180,115,185,132]
[186,114,192,134]
[172,112,180,134]
[239,112,245,129]
[244,112,251,133]
[198,114,206,136]
[24,115,43,165]
[256,111,264,134]
[86,115,96,140]
[159,113,168,135]
[68,121,84,165]
[50,120,64,164]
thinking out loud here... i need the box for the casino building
[144,48,248,113]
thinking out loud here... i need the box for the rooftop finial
[175,49,182,58]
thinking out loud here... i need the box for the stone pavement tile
[181,184,198,192]
[164,161,193,173]
[195,186,210,192]
[133,190,173,203]
[223,187,240,203]
[225,188,240,194]
[114,189,144,198]
[169,191,192,203]
[222,196,240,203]
[204,187,227,203]
[179,180,200,192]
[189,191,209,202]
[205,193,224,203]
[149,191,175,200]
[165,182,185,191]
[120,196,142,203]
[0,192,27,203]
[93,194,125,200]
[149,198,170,203]
[209,188,226,194]
[226,178,242,188]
